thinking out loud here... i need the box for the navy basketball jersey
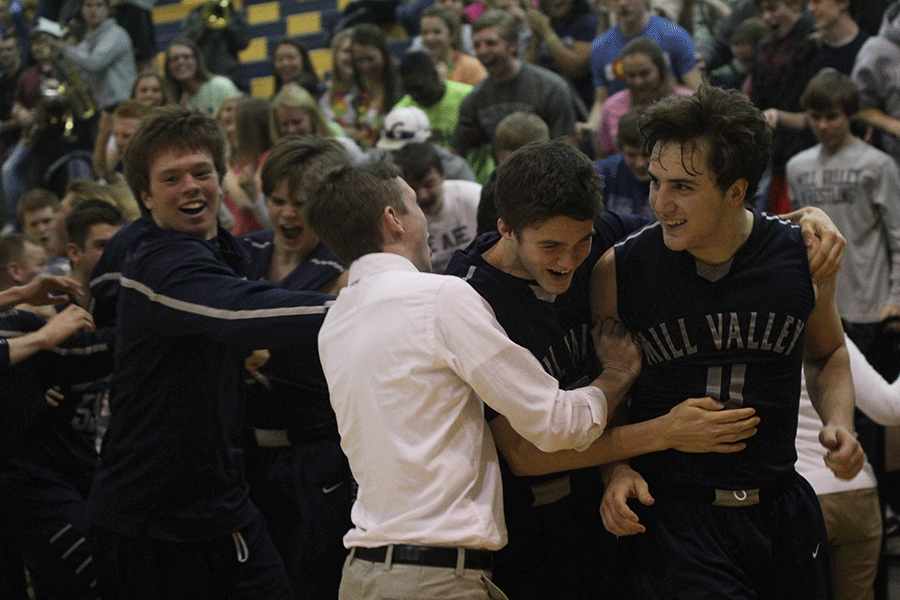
[447,231,599,395]
[241,231,344,431]
[444,212,646,503]
[446,211,645,398]
[616,211,815,489]
[0,309,112,487]
[241,231,345,292]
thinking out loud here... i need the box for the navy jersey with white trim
[88,223,332,541]
[616,211,815,489]
[89,218,152,329]
[444,211,645,502]
[446,211,646,410]
[241,230,345,432]
[242,230,344,290]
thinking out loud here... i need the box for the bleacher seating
[151,0,411,98]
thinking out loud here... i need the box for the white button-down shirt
[319,253,609,550]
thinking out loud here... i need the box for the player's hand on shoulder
[593,318,642,383]
[820,425,865,481]
[662,397,759,453]
[600,462,653,536]
[797,206,845,284]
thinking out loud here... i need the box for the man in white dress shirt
[303,156,642,600]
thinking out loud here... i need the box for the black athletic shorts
[619,472,831,600]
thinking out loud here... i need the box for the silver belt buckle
[254,428,291,447]
[713,488,760,507]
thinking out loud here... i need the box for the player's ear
[140,190,153,213]
[65,242,81,264]
[497,218,515,241]
[727,179,749,207]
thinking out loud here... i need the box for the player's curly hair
[640,84,772,201]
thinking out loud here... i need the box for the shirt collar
[347,252,418,285]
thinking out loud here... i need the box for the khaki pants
[339,547,509,600]
[819,487,883,600]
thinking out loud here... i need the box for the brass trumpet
[201,0,232,29]
[25,60,97,147]
[56,59,97,122]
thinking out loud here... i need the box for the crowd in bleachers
[3,0,900,597]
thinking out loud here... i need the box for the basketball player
[591,85,864,599]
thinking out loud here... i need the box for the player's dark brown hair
[640,84,772,201]
[494,140,602,236]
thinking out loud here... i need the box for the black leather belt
[354,545,492,570]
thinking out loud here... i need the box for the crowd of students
[2,0,900,598]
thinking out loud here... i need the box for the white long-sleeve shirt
[796,335,900,495]
[319,252,609,550]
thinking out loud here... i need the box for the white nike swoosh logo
[322,482,344,494]
[812,543,821,558]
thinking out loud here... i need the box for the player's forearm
[589,363,637,415]
[502,408,666,476]
[0,286,25,310]
[805,343,855,431]
[804,274,855,431]
[579,417,672,464]
[6,329,55,365]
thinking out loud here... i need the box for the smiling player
[591,85,863,600]
[87,106,333,600]
[446,140,765,599]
